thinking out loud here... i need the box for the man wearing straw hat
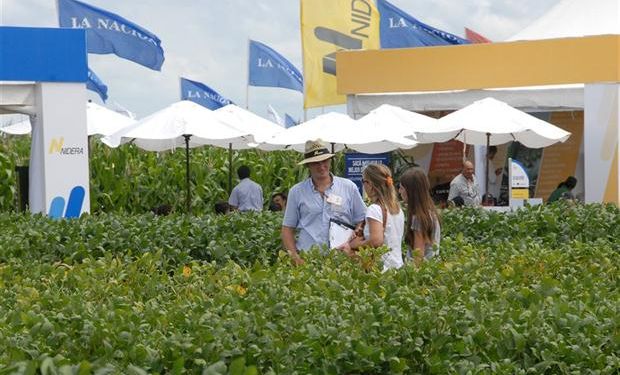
[282,139,366,265]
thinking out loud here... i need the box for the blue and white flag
[249,40,303,93]
[86,68,108,102]
[58,0,165,71]
[284,114,298,128]
[180,77,233,110]
[377,0,469,48]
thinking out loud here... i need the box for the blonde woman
[339,164,404,271]
[398,168,441,266]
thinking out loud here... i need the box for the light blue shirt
[228,178,263,212]
[283,175,366,251]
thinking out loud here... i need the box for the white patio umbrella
[215,104,284,147]
[263,111,416,154]
[431,97,571,194]
[0,102,136,136]
[214,104,285,192]
[0,118,31,135]
[356,104,446,143]
[86,102,136,136]
[429,97,571,147]
[102,100,252,212]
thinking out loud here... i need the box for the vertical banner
[345,152,390,195]
[535,111,584,201]
[301,0,380,108]
[584,84,619,204]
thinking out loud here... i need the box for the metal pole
[184,135,191,214]
[228,143,233,194]
[331,142,335,173]
[485,132,490,200]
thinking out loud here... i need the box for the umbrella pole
[485,132,490,201]
[228,143,233,195]
[184,135,191,214]
[331,142,335,173]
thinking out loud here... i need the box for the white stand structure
[0,27,90,218]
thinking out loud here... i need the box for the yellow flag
[301,0,380,108]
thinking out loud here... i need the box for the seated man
[448,161,481,207]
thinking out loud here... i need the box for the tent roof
[508,0,619,41]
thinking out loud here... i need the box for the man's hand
[291,255,305,266]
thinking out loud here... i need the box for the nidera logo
[49,137,85,155]
[48,186,85,219]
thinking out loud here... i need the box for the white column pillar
[584,84,619,204]
[30,82,90,217]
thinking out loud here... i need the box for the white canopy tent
[345,0,619,204]
[507,0,619,41]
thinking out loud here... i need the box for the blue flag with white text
[86,68,108,102]
[377,0,469,48]
[284,114,298,128]
[180,78,233,110]
[58,0,165,71]
[249,40,303,93]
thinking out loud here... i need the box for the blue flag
[86,68,108,102]
[58,0,165,71]
[180,78,233,110]
[249,40,303,93]
[284,114,298,128]
[377,0,469,48]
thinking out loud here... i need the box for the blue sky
[1,0,560,121]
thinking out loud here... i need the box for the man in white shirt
[448,160,481,206]
[228,165,263,212]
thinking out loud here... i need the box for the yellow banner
[301,0,380,108]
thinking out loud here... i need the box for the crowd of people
[280,139,441,270]
[215,139,577,269]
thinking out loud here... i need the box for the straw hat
[298,139,335,165]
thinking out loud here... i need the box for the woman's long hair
[400,168,439,246]
[363,164,400,215]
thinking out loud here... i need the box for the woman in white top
[339,164,404,271]
[398,167,441,266]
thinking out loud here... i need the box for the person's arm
[281,226,304,266]
[258,185,264,210]
[447,181,458,201]
[228,187,239,210]
[411,231,426,267]
[349,218,383,249]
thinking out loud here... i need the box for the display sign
[509,158,530,200]
[345,152,390,195]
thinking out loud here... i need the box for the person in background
[399,168,441,266]
[269,192,288,212]
[338,164,404,271]
[448,160,481,206]
[548,176,577,203]
[282,139,366,266]
[214,201,230,215]
[486,146,503,204]
[228,165,263,212]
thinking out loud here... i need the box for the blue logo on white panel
[48,185,86,219]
